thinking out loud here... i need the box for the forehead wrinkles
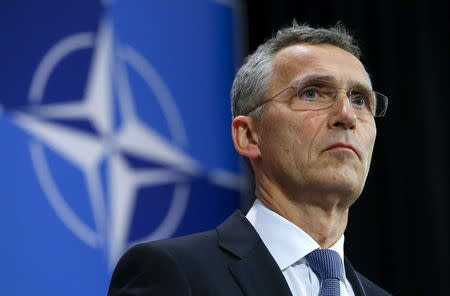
[269,44,372,92]
[292,74,373,91]
[272,47,310,80]
[268,48,309,94]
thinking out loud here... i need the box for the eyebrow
[292,74,373,92]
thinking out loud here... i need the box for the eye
[350,91,373,110]
[298,87,320,101]
[351,96,366,107]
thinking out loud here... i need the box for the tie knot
[305,249,343,280]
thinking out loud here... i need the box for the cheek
[294,113,328,156]
[259,109,326,162]
[361,124,377,167]
[259,117,289,155]
[258,115,297,165]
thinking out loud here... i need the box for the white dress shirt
[246,199,355,296]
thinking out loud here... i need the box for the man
[108,22,391,296]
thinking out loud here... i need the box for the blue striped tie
[305,249,343,296]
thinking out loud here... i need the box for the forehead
[270,43,371,89]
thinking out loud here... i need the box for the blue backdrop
[0,1,243,295]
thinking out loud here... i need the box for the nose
[327,90,357,130]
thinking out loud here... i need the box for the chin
[310,169,364,199]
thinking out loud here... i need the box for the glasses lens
[291,87,388,117]
[292,87,334,110]
[374,92,388,117]
[249,86,388,118]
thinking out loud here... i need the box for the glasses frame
[245,85,389,117]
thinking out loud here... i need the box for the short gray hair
[231,22,361,118]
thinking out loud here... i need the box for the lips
[325,142,359,157]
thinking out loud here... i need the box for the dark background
[243,0,449,294]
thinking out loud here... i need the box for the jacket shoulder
[108,229,240,296]
[356,271,392,296]
[149,229,219,253]
[112,228,221,279]
[108,212,253,295]
[108,239,193,295]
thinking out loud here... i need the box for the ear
[231,115,261,159]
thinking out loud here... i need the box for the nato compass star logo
[7,20,242,269]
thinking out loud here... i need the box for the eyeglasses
[245,83,389,117]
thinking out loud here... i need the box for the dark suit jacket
[108,210,391,296]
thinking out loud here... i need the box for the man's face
[255,43,376,203]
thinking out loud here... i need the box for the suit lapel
[344,257,367,296]
[217,211,292,296]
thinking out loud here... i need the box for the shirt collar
[245,199,346,273]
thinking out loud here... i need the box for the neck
[255,182,350,249]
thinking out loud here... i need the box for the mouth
[324,142,359,158]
